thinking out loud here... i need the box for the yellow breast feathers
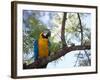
[38,33,49,58]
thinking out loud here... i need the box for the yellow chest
[38,38,49,58]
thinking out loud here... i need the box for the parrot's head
[40,29,51,39]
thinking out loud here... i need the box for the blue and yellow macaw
[33,30,51,61]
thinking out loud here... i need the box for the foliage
[23,12,47,54]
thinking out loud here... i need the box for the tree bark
[77,13,83,45]
[61,12,67,48]
[23,45,90,69]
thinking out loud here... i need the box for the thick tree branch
[23,45,90,69]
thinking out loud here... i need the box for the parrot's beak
[42,30,51,38]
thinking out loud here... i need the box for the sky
[47,51,77,68]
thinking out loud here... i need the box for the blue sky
[47,51,77,68]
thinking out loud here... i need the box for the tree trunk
[61,12,67,48]
[77,13,83,45]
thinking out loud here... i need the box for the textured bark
[23,45,90,69]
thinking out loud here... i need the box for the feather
[38,33,49,58]
[33,40,38,60]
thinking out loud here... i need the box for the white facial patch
[43,32,47,37]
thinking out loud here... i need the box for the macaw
[33,30,51,61]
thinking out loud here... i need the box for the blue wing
[33,40,38,60]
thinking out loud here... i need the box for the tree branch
[61,12,67,47]
[77,13,83,45]
[84,50,91,65]
[23,45,90,69]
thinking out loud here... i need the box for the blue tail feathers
[33,40,38,60]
